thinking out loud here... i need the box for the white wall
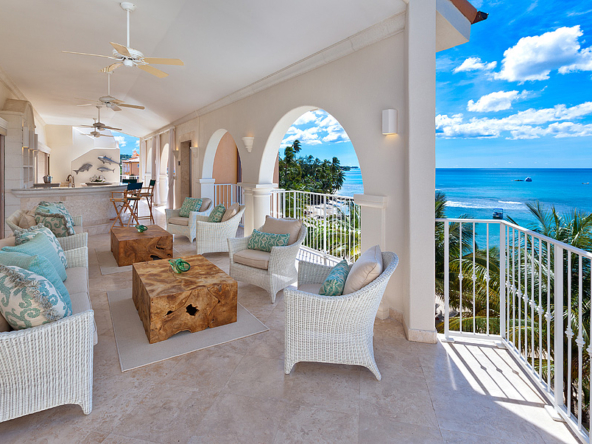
[70,149,120,185]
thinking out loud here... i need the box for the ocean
[340,168,592,228]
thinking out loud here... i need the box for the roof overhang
[435,0,487,52]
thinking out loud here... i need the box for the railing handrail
[436,217,592,260]
[271,189,355,199]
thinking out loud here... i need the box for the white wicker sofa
[165,198,213,243]
[196,205,246,255]
[228,223,307,303]
[284,251,399,380]
[0,233,95,422]
[6,209,84,235]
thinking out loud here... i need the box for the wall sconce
[242,136,254,153]
[382,109,398,135]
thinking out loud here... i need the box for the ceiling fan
[78,107,122,133]
[63,2,184,78]
[77,72,144,112]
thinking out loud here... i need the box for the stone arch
[202,129,229,179]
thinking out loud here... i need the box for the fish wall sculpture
[98,156,119,165]
[97,166,115,173]
[73,163,93,174]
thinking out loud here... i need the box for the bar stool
[110,182,143,229]
[137,179,156,224]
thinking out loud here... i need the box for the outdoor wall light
[382,109,398,135]
[242,136,254,153]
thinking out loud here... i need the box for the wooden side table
[111,225,173,267]
[132,255,238,344]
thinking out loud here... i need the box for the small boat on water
[493,208,504,220]
[525,177,532,182]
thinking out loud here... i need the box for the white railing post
[443,221,452,342]
[554,244,564,417]
[499,223,506,340]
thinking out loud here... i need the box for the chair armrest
[165,209,181,220]
[195,206,213,217]
[194,215,210,223]
[65,247,88,268]
[268,241,303,273]
[58,233,88,250]
[297,261,334,285]
[228,237,250,259]
[72,215,83,227]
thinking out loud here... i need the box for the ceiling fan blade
[109,104,122,112]
[63,51,116,59]
[143,57,184,66]
[119,103,145,110]
[138,64,168,78]
[79,125,95,128]
[110,42,131,57]
[102,125,122,131]
[100,63,123,73]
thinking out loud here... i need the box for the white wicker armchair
[284,252,399,380]
[165,198,213,243]
[228,224,307,303]
[0,246,94,422]
[6,209,84,235]
[196,206,245,255]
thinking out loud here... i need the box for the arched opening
[204,129,243,207]
[263,107,363,263]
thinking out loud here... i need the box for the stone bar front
[12,184,127,235]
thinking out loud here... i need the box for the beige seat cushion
[201,198,212,212]
[298,283,322,294]
[233,249,270,270]
[222,203,240,222]
[169,216,189,226]
[65,267,88,295]
[19,211,37,229]
[343,245,383,294]
[260,216,302,245]
[70,291,92,315]
[0,237,16,248]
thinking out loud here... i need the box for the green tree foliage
[279,140,345,194]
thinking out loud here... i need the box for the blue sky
[436,0,592,168]
[112,131,139,156]
[280,110,359,167]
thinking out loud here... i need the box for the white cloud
[494,26,592,82]
[436,101,592,139]
[135,139,140,148]
[453,57,497,74]
[467,90,531,112]
[281,110,350,147]
[114,135,126,148]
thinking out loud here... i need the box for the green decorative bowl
[169,258,191,274]
[135,224,148,233]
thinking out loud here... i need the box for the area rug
[107,289,268,372]
[96,249,132,275]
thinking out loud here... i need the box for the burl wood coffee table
[132,255,238,344]
[111,225,173,267]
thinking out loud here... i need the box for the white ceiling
[0,0,407,137]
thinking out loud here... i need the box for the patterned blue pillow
[14,224,68,270]
[0,252,72,315]
[0,265,69,330]
[247,229,290,252]
[35,202,75,237]
[179,198,203,217]
[319,260,350,296]
[2,233,68,281]
[208,204,226,223]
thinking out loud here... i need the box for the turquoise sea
[340,168,592,228]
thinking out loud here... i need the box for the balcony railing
[213,183,244,207]
[436,218,592,443]
[271,189,361,265]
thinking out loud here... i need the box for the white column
[239,183,275,235]
[405,0,437,343]
[354,194,389,319]
[190,146,200,197]
[159,174,168,204]
[199,178,215,200]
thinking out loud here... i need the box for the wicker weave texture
[196,207,245,255]
[6,211,83,235]
[284,252,399,380]
[165,206,213,243]
[58,232,88,250]
[229,223,307,303]
[0,310,95,422]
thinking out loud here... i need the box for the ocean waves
[446,199,527,210]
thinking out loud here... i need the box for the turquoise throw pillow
[247,229,290,252]
[0,252,72,315]
[319,260,350,296]
[179,198,203,217]
[14,224,68,269]
[208,204,226,223]
[3,233,68,282]
[0,265,69,330]
[35,202,75,237]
